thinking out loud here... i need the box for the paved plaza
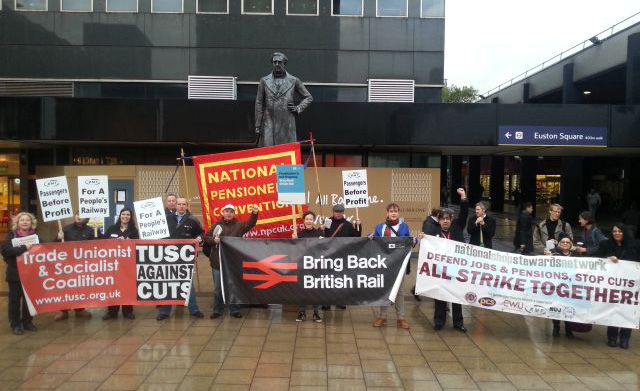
[0,218,638,391]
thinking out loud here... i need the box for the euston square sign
[498,125,608,147]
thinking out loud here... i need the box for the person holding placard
[2,212,42,335]
[372,203,411,329]
[292,210,324,323]
[157,197,205,321]
[205,204,259,319]
[102,208,139,320]
[55,212,95,321]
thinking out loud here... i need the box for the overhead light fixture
[589,36,601,45]
[583,90,592,95]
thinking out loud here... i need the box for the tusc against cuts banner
[219,237,412,305]
[36,176,73,222]
[416,235,640,328]
[17,239,197,315]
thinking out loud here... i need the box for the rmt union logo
[242,255,298,289]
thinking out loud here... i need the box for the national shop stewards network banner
[416,236,640,329]
[219,237,412,305]
[193,143,306,238]
[17,239,197,315]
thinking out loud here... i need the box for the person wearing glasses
[533,204,573,255]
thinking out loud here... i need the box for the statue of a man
[255,52,313,146]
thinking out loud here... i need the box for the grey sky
[445,1,640,95]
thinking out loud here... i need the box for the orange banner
[193,143,305,238]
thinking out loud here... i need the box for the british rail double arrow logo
[242,255,298,289]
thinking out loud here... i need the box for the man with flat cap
[255,52,313,146]
[204,203,259,319]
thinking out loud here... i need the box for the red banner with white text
[193,143,305,238]
[17,239,197,315]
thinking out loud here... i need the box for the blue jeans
[158,284,200,316]
[213,268,240,315]
[298,305,320,312]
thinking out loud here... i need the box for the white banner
[36,176,73,222]
[78,175,109,218]
[133,197,170,239]
[342,169,368,208]
[11,234,39,248]
[416,235,640,329]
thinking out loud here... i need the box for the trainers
[312,312,323,323]
[54,312,69,321]
[22,322,37,332]
[75,310,92,318]
[296,311,306,322]
[373,317,386,327]
[397,319,410,329]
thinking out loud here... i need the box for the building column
[440,155,448,205]
[450,156,462,204]
[560,157,585,222]
[520,157,537,213]
[522,83,531,103]
[562,63,581,104]
[490,156,505,212]
[468,156,481,206]
[626,33,640,105]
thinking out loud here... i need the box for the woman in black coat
[597,223,639,349]
[1,212,43,335]
[102,208,139,320]
[514,202,534,254]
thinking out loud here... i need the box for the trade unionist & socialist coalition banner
[416,235,640,328]
[17,239,197,315]
[219,237,412,305]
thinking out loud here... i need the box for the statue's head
[271,52,288,76]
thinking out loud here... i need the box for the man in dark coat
[514,202,534,254]
[255,52,313,146]
[467,202,496,249]
[205,204,258,319]
[422,207,441,236]
[421,188,469,332]
[157,197,205,320]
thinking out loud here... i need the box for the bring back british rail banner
[193,143,305,238]
[219,237,412,305]
[416,235,640,328]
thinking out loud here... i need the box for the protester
[292,210,323,323]
[597,223,639,349]
[157,197,205,321]
[586,188,602,218]
[55,212,94,320]
[467,201,496,249]
[512,187,522,207]
[205,203,258,319]
[622,202,640,238]
[574,211,608,256]
[323,204,361,310]
[514,202,534,254]
[102,208,139,320]
[551,233,578,338]
[413,206,442,300]
[533,204,573,255]
[372,203,411,329]
[420,188,468,332]
[165,193,177,215]
[2,212,41,335]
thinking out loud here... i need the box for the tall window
[197,0,227,13]
[152,0,183,12]
[377,0,406,17]
[242,0,273,14]
[107,0,137,12]
[61,0,92,11]
[421,0,444,18]
[287,0,317,15]
[332,0,363,16]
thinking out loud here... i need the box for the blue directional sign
[498,125,608,147]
